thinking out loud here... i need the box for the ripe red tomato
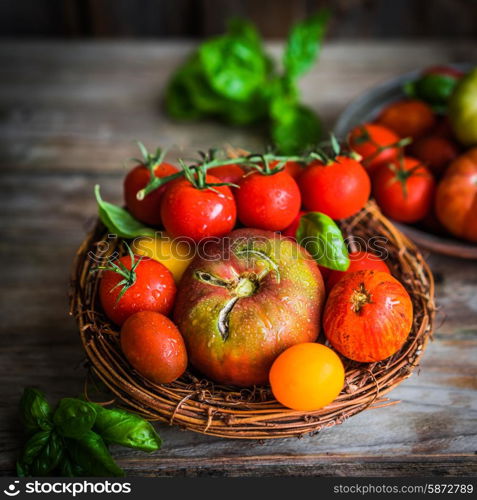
[235,171,301,231]
[270,160,304,179]
[409,135,459,176]
[99,254,176,325]
[121,311,187,384]
[348,123,401,172]
[124,162,177,226]
[435,148,477,243]
[377,99,436,139]
[373,156,435,223]
[298,156,371,220]
[160,174,237,241]
[324,270,413,362]
[208,164,244,185]
[281,210,306,239]
[326,251,390,291]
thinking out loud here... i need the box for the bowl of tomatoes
[335,64,477,259]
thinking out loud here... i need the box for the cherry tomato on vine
[298,156,371,220]
[208,164,245,185]
[160,174,237,241]
[348,123,401,172]
[270,160,304,179]
[235,170,301,231]
[373,156,435,223]
[99,250,176,326]
[124,145,178,226]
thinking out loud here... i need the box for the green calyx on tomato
[295,212,350,271]
[386,155,427,199]
[93,243,143,304]
[180,161,239,191]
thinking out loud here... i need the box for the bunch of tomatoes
[348,66,477,243]
[93,137,416,413]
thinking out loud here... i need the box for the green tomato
[449,67,477,146]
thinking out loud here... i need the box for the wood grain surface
[0,40,476,477]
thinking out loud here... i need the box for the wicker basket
[70,201,435,439]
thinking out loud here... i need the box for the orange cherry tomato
[269,343,344,411]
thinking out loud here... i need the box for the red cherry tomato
[270,160,304,179]
[121,311,187,384]
[298,156,371,220]
[99,255,176,325]
[409,135,459,176]
[235,171,301,231]
[281,210,306,239]
[124,162,177,226]
[208,164,244,185]
[373,156,435,223]
[326,251,390,291]
[377,99,436,139]
[160,174,236,241]
[348,123,401,172]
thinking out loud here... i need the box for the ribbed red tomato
[348,123,401,172]
[124,162,177,226]
[235,171,301,231]
[373,156,435,223]
[324,270,413,362]
[326,251,390,291]
[298,156,371,220]
[99,255,176,325]
[160,174,237,241]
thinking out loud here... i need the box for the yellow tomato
[269,343,344,411]
[132,233,194,283]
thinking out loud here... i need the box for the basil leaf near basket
[17,387,161,477]
[164,11,330,154]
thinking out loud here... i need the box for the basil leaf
[296,212,350,271]
[60,453,88,477]
[283,9,330,80]
[18,430,64,477]
[95,185,156,239]
[53,398,97,439]
[199,25,268,102]
[20,388,53,435]
[271,101,322,154]
[66,431,124,477]
[91,404,162,452]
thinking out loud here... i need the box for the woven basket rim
[69,201,435,439]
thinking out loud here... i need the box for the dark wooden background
[1,0,476,39]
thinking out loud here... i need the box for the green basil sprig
[165,12,329,154]
[17,388,162,478]
[95,185,156,239]
[295,212,350,271]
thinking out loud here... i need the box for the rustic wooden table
[0,40,476,477]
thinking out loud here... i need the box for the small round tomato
[235,170,301,231]
[121,311,187,384]
[270,160,304,179]
[373,156,435,223]
[160,174,236,241]
[208,164,244,185]
[377,99,436,139]
[324,270,413,362]
[99,253,176,325]
[409,135,459,176]
[348,123,401,171]
[269,343,344,411]
[281,210,306,239]
[298,156,371,220]
[326,250,390,291]
[124,162,177,226]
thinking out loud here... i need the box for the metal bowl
[334,64,477,259]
